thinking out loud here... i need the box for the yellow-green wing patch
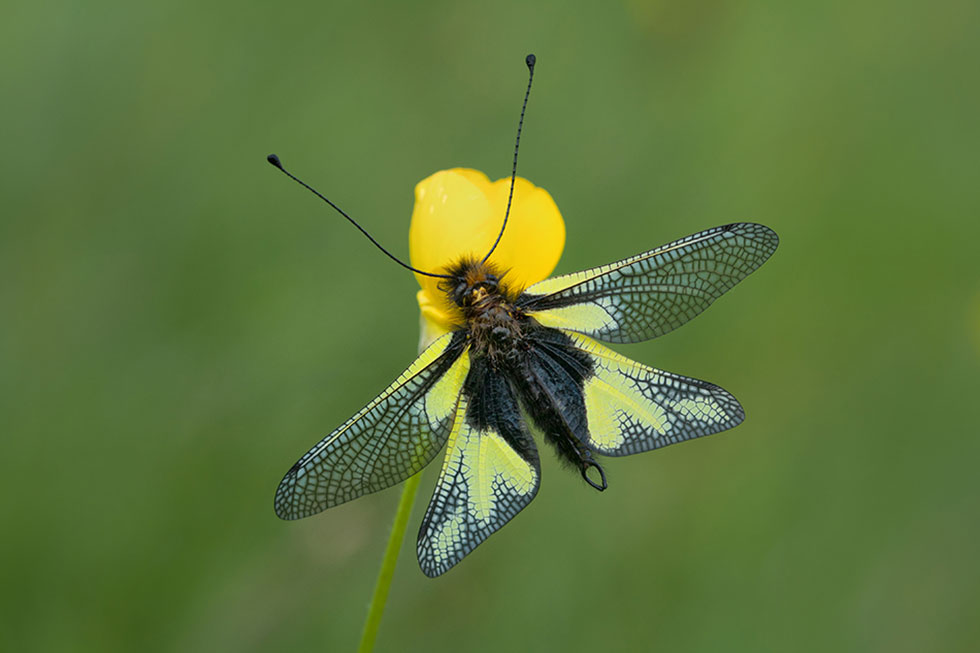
[520,223,778,344]
[275,331,469,519]
[417,392,540,577]
[569,332,744,456]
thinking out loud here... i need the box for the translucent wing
[417,361,540,577]
[529,329,745,456]
[275,331,470,520]
[517,223,778,343]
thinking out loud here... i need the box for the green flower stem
[357,472,421,653]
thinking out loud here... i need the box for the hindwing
[417,357,540,577]
[528,329,744,456]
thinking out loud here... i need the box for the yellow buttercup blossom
[409,168,565,350]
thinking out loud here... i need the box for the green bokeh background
[3,0,978,651]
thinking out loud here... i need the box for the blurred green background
[2,0,978,651]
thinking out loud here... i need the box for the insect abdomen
[508,326,596,469]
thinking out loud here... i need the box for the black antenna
[266,154,452,279]
[481,53,537,266]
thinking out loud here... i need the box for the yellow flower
[409,168,565,350]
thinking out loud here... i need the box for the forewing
[275,331,470,520]
[530,330,744,456]
[417,363,540,577]
[518,223,778,343]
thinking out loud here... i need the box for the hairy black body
[443,259,607,490]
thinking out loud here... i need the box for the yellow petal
[409,168,565,349]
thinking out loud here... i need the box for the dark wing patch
[517,223,778,343]
[275,331,469,519]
